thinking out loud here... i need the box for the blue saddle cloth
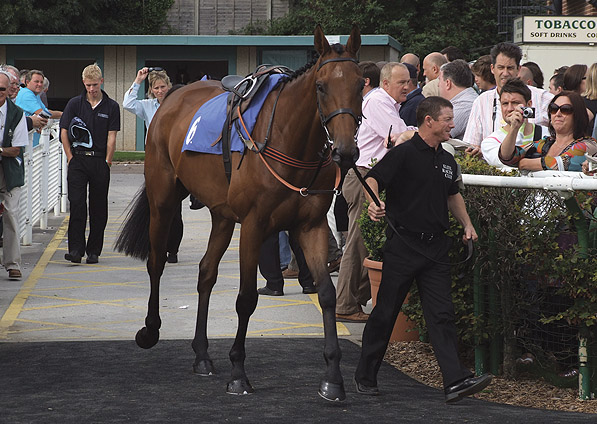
[182,74,286,155]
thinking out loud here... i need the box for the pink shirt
[355,87,415,168]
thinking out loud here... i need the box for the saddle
[219,64,293,181]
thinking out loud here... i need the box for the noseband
[316,57,362,148]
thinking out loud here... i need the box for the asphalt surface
[0,163,595,423]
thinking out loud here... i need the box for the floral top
[499,136,597,171]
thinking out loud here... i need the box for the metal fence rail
[17,121,65,245]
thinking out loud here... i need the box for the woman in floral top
[499,90,597,171]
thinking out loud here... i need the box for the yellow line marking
[0,220,67,339]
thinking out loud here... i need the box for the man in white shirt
[0,72,29,280]
[481,78,542,168]
[463,42,553,155]
[438,60,478,140]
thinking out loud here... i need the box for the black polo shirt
[365,132,459,234]
[59,90,120,155]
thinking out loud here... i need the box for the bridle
[315,57,362,150]
[239,55,363,196]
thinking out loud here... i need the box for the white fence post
[40,126,50,229]
[22,134,33,246]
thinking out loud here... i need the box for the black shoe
[86,254,99,264]
[302,285,317,294]
[354,377,379,396]
[65,252,81,263]
[257,286,284,296]
[444,374,492,403]
[189,196,205,210]
[167,253,178,263]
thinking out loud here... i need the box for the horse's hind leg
[136,182,187,349]
[192,212,236,375]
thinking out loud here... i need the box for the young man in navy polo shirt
[60,63,120,264]
[354,96,492,403]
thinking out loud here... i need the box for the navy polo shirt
[59,90,120,154]
[365,133,459,234]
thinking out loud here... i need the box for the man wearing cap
[60,63,120,264]
[399,62,424,127]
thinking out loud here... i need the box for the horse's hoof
[226,378,255,395]
[193,359,215,376]
[318,380,346,402]
[135,327,159,349]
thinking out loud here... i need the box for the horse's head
[313,25,363,171]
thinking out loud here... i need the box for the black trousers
[67,155,110,257]
[259,232,313,291]
[355,233,472,389]
[167,202,183,255]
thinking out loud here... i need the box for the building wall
[563,0,597,15]
[167,0,290,35]
[104,46,138,151]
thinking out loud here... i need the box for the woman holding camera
[123,67,183,264]
[499,91,597,171]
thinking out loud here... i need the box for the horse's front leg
[296,222,345,401]
[192,212,236,375]
[226,222,262,395]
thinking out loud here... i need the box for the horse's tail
[114,185,151,261]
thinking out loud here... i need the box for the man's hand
[368,200,386,222]
[30,114,48,130]
[462,225,478,244]
[465,145,482,157]
[505,106,525,132]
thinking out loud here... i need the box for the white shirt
[463,86,554,147]
[123,82,160,129]
[481,122,541,168]
[0,100,29,157]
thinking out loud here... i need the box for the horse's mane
[279,43,347,85]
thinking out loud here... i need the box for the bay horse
[115,25,362,401]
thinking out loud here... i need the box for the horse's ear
[346,25,361,56]
[314,25,331,56]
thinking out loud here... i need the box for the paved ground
[0,163,595,423]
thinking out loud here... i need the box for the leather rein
[238,57,361,197]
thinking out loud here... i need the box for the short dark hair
[563,64,587,93]
[490,42,522,66]
[550,66,568,92]
[500,78,531,103]
[416,96,453,127]
[25,69,44,83]
[359,61,380,88]
[440,46,466,62]
[548,91,589,139]
[471,55,496,86]
[521,61,544,89]
[440,59,473,88]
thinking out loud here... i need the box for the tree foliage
[1,0,174,34]
[238,0,503,59]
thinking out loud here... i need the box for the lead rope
[352,165,473,266]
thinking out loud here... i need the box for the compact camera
[38,110,51,119]
[521,106,535,119]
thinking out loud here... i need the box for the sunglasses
[0,87,7,92]
[548,103,574,115]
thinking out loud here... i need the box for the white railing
[18,121,66,245]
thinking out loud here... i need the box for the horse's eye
[316,81,325,94]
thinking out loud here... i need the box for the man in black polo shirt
[354,96,492,403]
[60,63,120,264]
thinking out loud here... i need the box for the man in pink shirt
[336,62,415,322]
